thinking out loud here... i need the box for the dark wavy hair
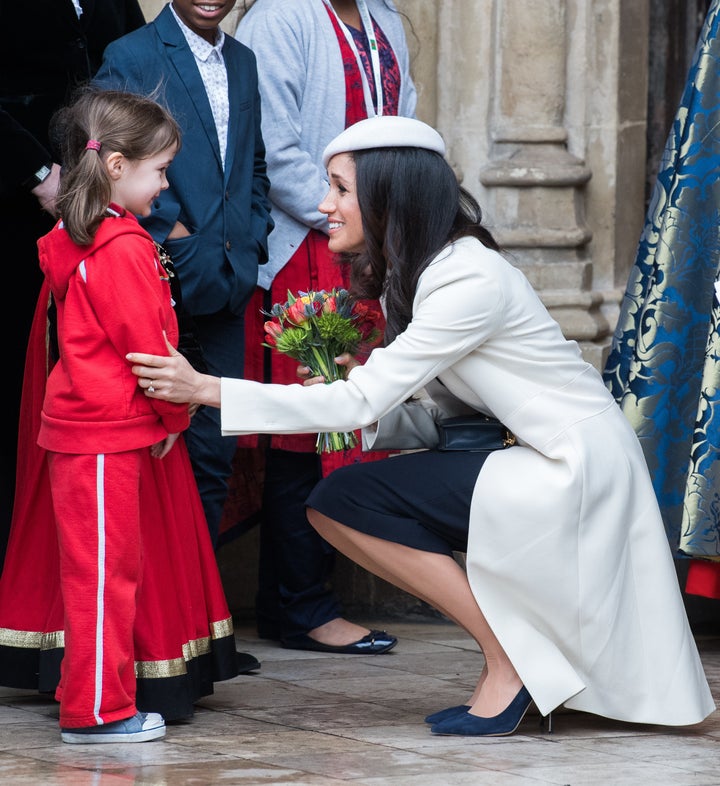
[345,147,500,343]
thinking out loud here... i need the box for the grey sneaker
[61,711,166,744]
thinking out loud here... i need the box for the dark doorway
[646,0,713,201]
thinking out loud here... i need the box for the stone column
[423,0,648,370]
[477,1,608,364]
[400,0,440,125]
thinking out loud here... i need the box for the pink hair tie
[85,139,101,152]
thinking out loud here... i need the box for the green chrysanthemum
[275,325,312,357]
[316,312,361,350]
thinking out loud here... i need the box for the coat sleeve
[220,243,506,435]
[236,7,330,233]
[244,46,274,264]
[85,234,190,434]
[0,108,52,191]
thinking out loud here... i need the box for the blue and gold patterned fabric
[603,0,720,560]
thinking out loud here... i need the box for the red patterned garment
[685,560,720,599]
[225,5,404,537]
[0,281,239,721]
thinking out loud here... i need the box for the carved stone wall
[398,0,649,370]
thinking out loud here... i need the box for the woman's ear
[105,151,125,181]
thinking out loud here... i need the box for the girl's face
[319,153,365,254]
[109,144,177,217]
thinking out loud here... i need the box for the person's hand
[337,352,360,374]
[32,163,61,217]
[151,431,180,459]
[299,352,359,386]
[296,364,321,385]
[126,333,221,407]
[167,220,191,240]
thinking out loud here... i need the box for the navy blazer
[94,5,273,316]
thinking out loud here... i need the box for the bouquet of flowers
[263,288,382,453]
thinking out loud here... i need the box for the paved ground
[0,621,719,785]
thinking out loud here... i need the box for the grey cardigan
[236,0,417,288]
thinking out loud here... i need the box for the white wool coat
[220,237,715,724]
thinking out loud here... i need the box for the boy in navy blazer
[94,1,273,553]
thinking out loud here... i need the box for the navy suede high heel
[431,686,533,736]
[424,704,471,724]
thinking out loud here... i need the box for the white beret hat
[322,116,446,168]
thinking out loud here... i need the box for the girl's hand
[150,432,180,459]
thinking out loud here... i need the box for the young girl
[0,88,239,744]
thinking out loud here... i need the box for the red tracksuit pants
[47,449,143,728]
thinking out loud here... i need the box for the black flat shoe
[281,630,398,654]
[236,651,261,674]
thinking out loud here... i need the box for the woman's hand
[296,364,321,385]
[126,333,221,407]
[299,352,359,386]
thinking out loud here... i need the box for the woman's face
[319,153,365,254]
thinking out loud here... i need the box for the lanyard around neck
[323,0,384,117]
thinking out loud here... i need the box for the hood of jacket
[38,207,151,300]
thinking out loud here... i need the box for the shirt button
[225,190,230,200]
[225,240,232,251]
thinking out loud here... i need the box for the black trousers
[255,449,342,640]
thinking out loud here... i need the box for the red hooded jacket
[36,207,189,454]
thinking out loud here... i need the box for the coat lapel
[58,0,82,31]
[221,40,241,178]
[154,6,223,171]
[78,0,95,27]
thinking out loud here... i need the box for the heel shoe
[424,704,470,724]
[431,686,532,737]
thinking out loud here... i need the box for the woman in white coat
[127,116,716,736]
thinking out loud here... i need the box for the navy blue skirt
[306,449,490,555]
